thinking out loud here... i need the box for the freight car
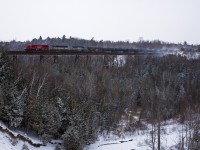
[50,45,69,50]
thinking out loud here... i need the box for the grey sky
[0,0,200,44]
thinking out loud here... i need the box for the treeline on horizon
[1,36,200,51]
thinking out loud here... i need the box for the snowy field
[86,120,184,150]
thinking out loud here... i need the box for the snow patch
[86,120,185,150]
[0,121,58,150]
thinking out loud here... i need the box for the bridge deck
[5,50,159,56]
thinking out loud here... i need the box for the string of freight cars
[24,44,159,54]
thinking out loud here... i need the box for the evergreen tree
[0,49,25,128]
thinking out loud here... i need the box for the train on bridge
[5,45,159,62]
[24,44,147,53]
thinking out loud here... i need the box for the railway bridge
[5,49,159,64]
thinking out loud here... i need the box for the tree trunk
[157,97,161,150]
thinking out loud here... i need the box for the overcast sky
[0,0,200,44]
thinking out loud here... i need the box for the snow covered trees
[0,49,25,128]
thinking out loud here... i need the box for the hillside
[0,41,200,149]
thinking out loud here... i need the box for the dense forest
[0,38,200,149]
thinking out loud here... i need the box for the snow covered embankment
[0,121,58,150]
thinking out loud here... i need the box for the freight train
[24,44,89,51]
[24,44,144,53]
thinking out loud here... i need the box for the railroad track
[5,50,159,56]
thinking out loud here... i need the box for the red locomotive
[25,44,49,51]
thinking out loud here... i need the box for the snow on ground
[86,120,182,150]
[0,121,57,150]
[0,119,191,150]
[0,121,42,145]
[0,130,56,150]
